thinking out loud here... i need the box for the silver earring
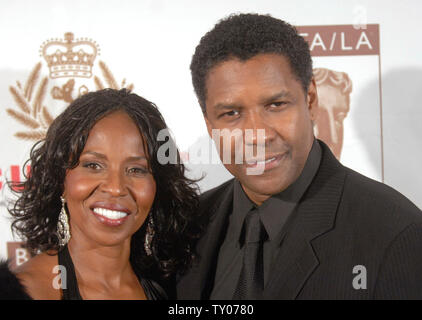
[144,215,155,256]
[57,196,71,247]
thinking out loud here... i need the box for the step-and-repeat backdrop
[1,0,421,265]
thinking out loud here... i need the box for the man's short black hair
[190,13,313,113]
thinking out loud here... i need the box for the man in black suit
[177,13,422,299]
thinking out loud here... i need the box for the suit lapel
[177,180,234,299]
[264,142,347,299]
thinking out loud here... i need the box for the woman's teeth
[93,207,128,220]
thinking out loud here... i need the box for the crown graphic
[40,32,99,79]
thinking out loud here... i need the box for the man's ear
[307,77,319,121]
[204,114,213,137]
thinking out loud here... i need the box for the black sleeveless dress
[57,245,167,300]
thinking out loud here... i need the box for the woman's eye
[82,162,102,170]
[127,167,148,175]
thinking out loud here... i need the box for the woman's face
[63,111,156,247]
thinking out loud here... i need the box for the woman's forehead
[83,111,147,156]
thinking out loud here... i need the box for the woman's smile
[90,202,132,227]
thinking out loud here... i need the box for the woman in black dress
[0,88,201,300]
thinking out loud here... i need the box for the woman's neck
[66,237,134,292]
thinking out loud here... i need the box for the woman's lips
[91,208,129,227]
[90,202,131,214]
[89,203,132,227]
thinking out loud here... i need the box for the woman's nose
[100,170,127,196]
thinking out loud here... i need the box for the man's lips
[244,153,286,167]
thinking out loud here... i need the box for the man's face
[204,53,317,205]
[314,84,350,159]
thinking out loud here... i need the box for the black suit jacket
[177,141,422,299]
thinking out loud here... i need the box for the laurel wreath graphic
[6,60,133,141]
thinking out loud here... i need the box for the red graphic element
[11,165,23,191]
[0,165,32,192]
[180,151,190,162]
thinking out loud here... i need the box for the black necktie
[233,208,264,299]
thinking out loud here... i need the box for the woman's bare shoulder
[14,252,62,300]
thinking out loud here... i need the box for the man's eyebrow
[261,90,292,104]
[212,102,242,111]
[211,91,293,110]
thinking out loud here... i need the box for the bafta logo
[313,68,353,160]
[40,32,99,79]
[5,32,133,141]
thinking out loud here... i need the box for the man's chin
[238,176,291,204]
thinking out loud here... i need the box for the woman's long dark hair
[9,88,202,280]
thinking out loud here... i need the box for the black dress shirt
[210,139,322,299]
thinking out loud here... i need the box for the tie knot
[243,209,263,244]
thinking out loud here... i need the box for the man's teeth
[248,157,276,165]
[93,208,128,220]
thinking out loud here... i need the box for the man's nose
[243,110,276,146]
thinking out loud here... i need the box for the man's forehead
[207,54,296,88]
[208,53,294,77]
[206,64,298,103]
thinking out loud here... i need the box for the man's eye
[220,110,239,118]
[269,101,286,108]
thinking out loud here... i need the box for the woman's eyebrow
[81,151,107,159]
[126,156,147,162]
[81,151,147,162]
